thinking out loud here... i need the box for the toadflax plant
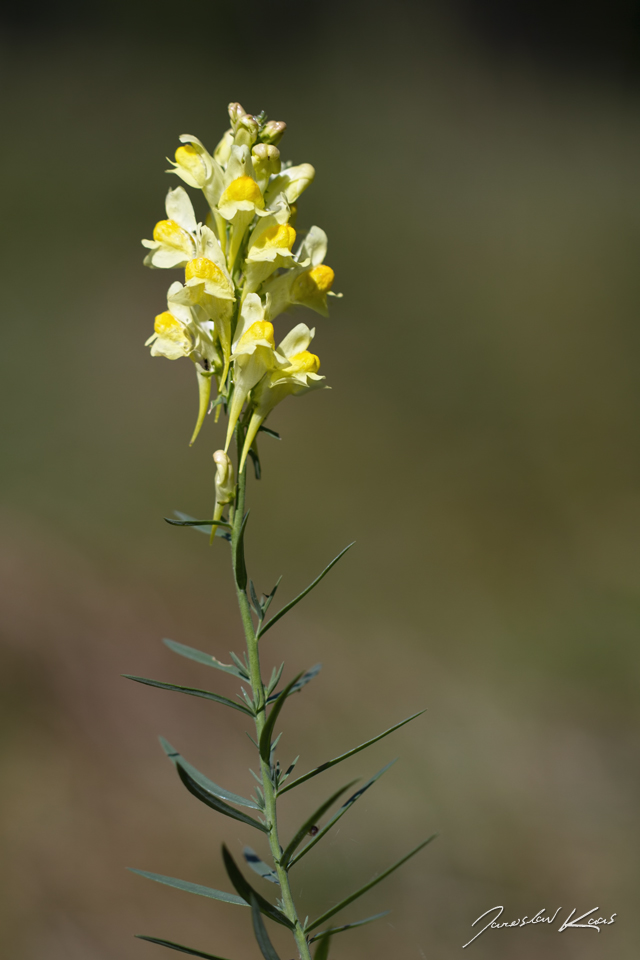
[127,102,435,960]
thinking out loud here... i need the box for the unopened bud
[251,143,281,183]
[228,102,247,131]
[213,450,236,504]
[260,120,286,145]
[234,114,259,148]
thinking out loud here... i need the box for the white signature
[462,905,617,948]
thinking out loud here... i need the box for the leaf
[162,639,248,679]
[258,425,281,440]
[170,511,230,539]
[258,543,355,638]
[221,845,294,929]
[267,663,322,703]
[160,738,260,810]
[128,869,247,907]
[308,912,389,943]
[243,847,279,884]
[261,577,282,619]
[232,511,250,591]
[259,674,303,763]
[314,937,332,960]
[278,711,425,795]
[123,676,253,717]
[165,518,232,529]
[250,893,282,960]
[249,579,262,618]
[288,762,396,867]
[248,448,261,480]
[174,764,268,833]
[280,781,357,866]
[305,836,438,932]
[134,935,235,959]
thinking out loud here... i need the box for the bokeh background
[2,1,640,957]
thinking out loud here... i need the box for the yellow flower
[224,296,287,451]
[243,204,297,295]
[262,226,341,319]
[210,450,236,544]
[145,310,193,360]
[142,187,198,268]
[239,323,325,471]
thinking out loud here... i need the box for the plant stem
[231,426,312,960]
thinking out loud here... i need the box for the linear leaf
[306,836,437,932]
[232,511,250,591]
[221,845,294,929]
[134,935,235,959]
[128,869,247,907]
[250,894,282,960]
[258,426,281,440]
[267,663,322,703]
[160,738,260,809]
[163,639,247,679]
[289,762,396,868]
[278,711,425,795]
[123,676,253,717]
[281,781,357,866]
[165,518,231,529]
[258,543,355,638]
[308,912,389,943]
[175,764,268,833]
[243,847,279,884]
[259,674,303,762]
[314,936,332,960]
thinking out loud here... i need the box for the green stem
[231,425,312,960]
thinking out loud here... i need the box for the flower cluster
[143,102,340,498]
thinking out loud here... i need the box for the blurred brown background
[1,1,640,957]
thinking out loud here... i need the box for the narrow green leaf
[288,762,396,867]
[249,579,262,617]
[314,936,332,960]
[221,845,294,929]
[160,738,261,811]
[261,577,282,619]
[243,847,279,884]
[308,912,389,943]
[258,425,281,440]
[123,676,253,716]
[232,511,250,591]
[165,518,232,529]
[162,639,247,679]
[267,663,322,703]
[278,711,425,795]
[128,869,247,907]
[248,448,261,480]
[135,935,234,959]
[281,781,357,866]
[259,674,303,763]
[306,836,437,932]
[175,764,269,833]
[250,893,282,960]
[258,543,355,638]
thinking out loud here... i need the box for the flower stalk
[129,102,435,960]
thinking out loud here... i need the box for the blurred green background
[1,2,640,957]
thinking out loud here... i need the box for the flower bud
[251,143,281,183]
[228,102,247,131]
[260,120,286,145]
[213,450,236,505]
[234,114,260,148]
